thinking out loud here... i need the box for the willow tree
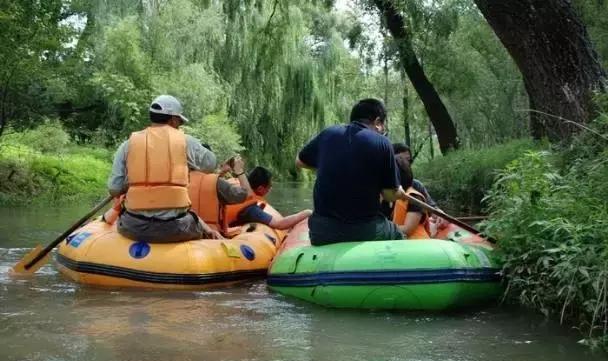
[373,0,459,153]
[220,0,357,174]
[474,0,607,141]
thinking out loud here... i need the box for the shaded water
[0,183,605,361]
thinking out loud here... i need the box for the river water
[0,183,605,361]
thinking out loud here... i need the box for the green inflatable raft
[267,222,502,310]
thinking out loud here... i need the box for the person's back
[296,98,406,245]
[108,95,222,242]
[308,124,397,221]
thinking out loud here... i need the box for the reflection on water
[0,183,605,361]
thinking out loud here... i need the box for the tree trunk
[400,69,411,147]
[374,0,459,154]
[428,120,434,159]
[0,114,6,139]
[474,0,606,141]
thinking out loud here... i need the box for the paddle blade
[10,245,52,275]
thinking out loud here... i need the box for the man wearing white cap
[107,95,223,242]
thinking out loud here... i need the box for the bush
[414,138,542,215]
[0,126,111,204]
[183,112,245,163]
[3,119,70,153]
[482,146,608,348]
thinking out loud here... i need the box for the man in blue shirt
[296,98,408,245]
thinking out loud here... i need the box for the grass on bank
[414,138,545,215]
[0,122,111,205]
[482,115,608,350]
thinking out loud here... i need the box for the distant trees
[374,0,459,154]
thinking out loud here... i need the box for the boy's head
[393,143,413,189]
[393,142,412,165]
[248,166,272,197]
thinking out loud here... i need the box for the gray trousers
[117,211,205,243]
[308,213,403,246]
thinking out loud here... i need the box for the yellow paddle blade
[10,245,52,275]
[221,242,241,258]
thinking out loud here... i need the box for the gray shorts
[117,211,205,243]
[308,213,403,246]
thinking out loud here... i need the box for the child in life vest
[232,166,312,230]
[391,157,431,239]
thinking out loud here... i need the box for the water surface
[0,183,604,361]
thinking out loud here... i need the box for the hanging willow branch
[263,0,280,34]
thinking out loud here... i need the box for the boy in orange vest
[232,166,312,230]
[391,156,430,239]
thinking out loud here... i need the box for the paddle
[456,215,488,222]
[11,195,113,275]
[403,193,497,243]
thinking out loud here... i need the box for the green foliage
[0,125,110,204]
[89,16,153,143]
[219,1,346,174]
[0,0,537,175]
[154,63,226,120]
[483,131,608,348]
[145,0,224,70]
[183,112,244,163]
[575,0,608,70]
[3,120,70,153]
[0,0,72,133]
[414,138,541,214]
[99,16,150,88]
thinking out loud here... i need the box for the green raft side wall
[267,239,503,310]
[269,282,502,310]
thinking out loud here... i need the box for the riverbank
[0,125,111,205]
[482,121,608,350]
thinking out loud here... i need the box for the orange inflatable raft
[56,173,286,290]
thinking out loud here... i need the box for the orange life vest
[392,187,430,239]
[188,172,222,230]
[125,125,191,211]
[224,192,266,227]
[188,173,267,232]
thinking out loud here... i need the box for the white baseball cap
[149,95,189,123]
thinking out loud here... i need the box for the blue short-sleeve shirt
[298,122,399,222]
[237,204,273,225]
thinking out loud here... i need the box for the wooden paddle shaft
[24,195,113,270]
[403,193,497,243]
[456,216,488,222]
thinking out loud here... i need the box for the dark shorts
[236,204,273,225]
[117,211,205,243]
[308,213,403,246]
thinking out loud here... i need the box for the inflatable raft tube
[267,222,502,310]
[56,205,285,290]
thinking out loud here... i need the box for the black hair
[248,166,272,189]
[149,111,172,124]
[393,143,411,155]
[349,98,387,124]
[397,159,414,189]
